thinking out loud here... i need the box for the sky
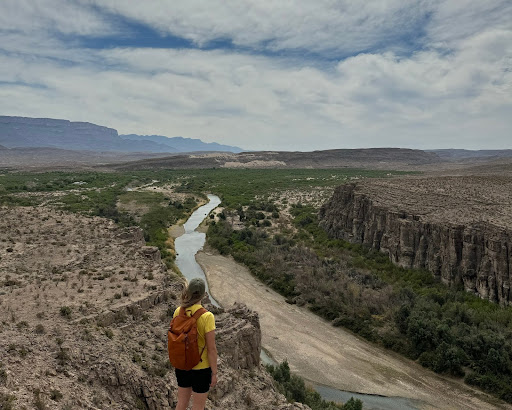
[0,1,511,151]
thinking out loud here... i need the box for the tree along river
[174,194,422,410]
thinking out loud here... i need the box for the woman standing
[173,278,217,410]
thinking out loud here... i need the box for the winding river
[174,194,221,307]
[172,195,486,410]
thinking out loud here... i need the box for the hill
[110,148,442,171]
[0,116,241,154]
[429,149,512,159]
[121,134,243,153]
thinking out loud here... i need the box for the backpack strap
[192,308,208,362]
[192,307,207,320]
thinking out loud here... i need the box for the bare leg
[191,392,209,410]
[176,387,192,410]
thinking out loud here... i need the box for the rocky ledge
[0,206,306,409]
[319,177,512,305]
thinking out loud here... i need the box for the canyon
[319,175,512,305]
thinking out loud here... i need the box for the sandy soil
[197,249,511,410]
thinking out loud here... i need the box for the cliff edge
[319,176,512,305]
[0,206,306,409]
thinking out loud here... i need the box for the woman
[174,278,218,410]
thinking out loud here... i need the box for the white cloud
[0,1,511,150]
[0,0,113,37]
[84,0,435,55]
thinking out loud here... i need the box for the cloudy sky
[0,1,511,151]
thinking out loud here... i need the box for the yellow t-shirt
[173,304,216,370]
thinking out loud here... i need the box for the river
[174,194,222,306]
[173,195,503,410]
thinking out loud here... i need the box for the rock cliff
[319,177,512,305]
[0,206,306,409]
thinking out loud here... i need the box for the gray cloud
[1,0,112,36]
[0,1,510,150]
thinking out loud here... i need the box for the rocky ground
[319,174,512,304]
[0,206,305,409]
[341,175,512,228]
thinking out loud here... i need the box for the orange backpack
[167,307,207,370]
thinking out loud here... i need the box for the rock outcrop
[319,178,512,305]
[0,206,306,409]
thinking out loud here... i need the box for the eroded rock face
[216,303,262,370]
[0,206,306,409]
[319,180,512,305]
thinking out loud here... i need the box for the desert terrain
[0,206,304,409]
[196,248,510,410]
[334,175,512,228]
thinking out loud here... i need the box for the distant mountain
[0,144,7,150]
[0,116,242,153]
[0,116,174,152]
[120,134,243,153]
[110,148,442,171]
[429,149,512,159]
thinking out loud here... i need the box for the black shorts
[175,368,212,393]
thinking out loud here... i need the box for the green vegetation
[174,168,409,207]
[266,361,362,410]
[59,306,72,318]
[208,202,512,403]
[9,168,512,402]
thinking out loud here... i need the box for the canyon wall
[319,182,512,305]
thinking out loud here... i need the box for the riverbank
[196,247,510,410]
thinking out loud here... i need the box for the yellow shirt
[173,304,216,370]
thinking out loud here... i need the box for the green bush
[59,306,72,318]
[266,361,361,409]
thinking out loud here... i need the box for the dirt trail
[197,249,510,410]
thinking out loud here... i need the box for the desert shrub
[266,361,359,409]
[16,320,28,329]
[261,219,272,227]
[35,324,45,334]
[0,363,7,385]
[56,348,70,366]
[59,306,72,318]
[50,389,63,401]
[0,392,16,410]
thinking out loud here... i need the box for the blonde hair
[179,278,206,308]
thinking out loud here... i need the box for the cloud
[0,0,113,37]
[85,0,435,56]
[0,1,510,150]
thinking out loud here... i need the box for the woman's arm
[205,329,218,387]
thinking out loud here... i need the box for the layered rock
[0,206,306,409]
[319,177,512,305]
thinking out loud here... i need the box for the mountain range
[120,134,243,153]
[0,116,242,153]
